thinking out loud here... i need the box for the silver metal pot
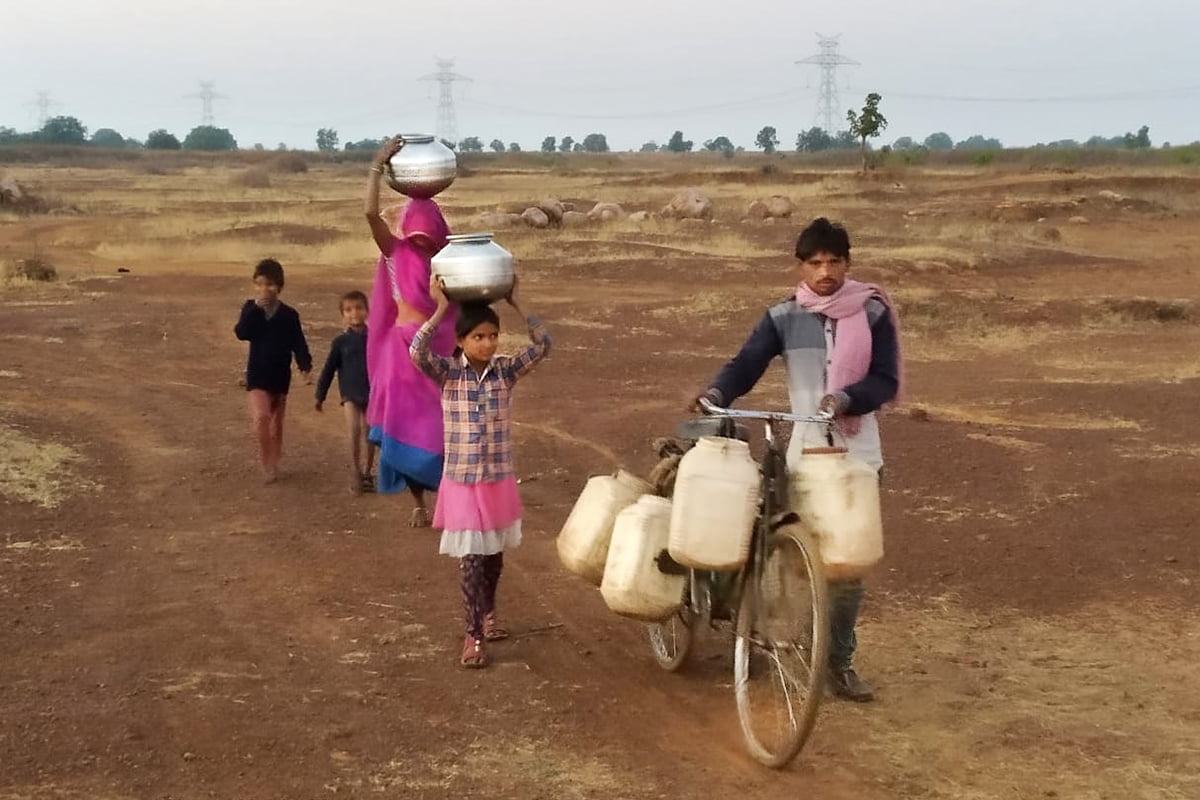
[384,134,457,198]
[431,233,514,304]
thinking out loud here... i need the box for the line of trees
[0,116,241,151]
[1,115,1176,157]
[888,124,1156,153]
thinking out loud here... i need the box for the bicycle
[646,398,832,768]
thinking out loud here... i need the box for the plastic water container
[789,448,883,580]
[601,495,685,621]
[558,470,652,585]
[668,436,760,570]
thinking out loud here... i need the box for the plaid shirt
[411,315,551,484]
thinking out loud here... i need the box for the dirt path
[1,274,890,799]
[3,162,1200,798]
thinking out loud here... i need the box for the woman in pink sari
[364,136,457,527]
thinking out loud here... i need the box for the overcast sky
[4,0,1199,151]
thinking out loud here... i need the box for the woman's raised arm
[364,136,404,254]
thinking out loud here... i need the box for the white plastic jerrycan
[558,470,652,585]
[601,495,686,621]
[668,436,760,570]
[789,447,883,581]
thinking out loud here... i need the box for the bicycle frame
[693,399,834,623]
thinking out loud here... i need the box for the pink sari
[366,199,458,493]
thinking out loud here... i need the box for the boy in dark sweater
[315,290,376,494]
[234,258,312,483]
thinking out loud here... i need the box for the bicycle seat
[674,417,750,442]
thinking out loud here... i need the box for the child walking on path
[234,258,312,483]
[411,275,551,669]
[315,290,377,494]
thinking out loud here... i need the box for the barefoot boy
[234,258,312,482]
[316,291,377,494]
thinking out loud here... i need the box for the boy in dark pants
[315,291,376,494]
[693,218,901,702]
[234,258,312,483]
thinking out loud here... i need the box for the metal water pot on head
[431,233,515,304]
[384,134,457,198]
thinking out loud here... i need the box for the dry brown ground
[1,158,1198,800]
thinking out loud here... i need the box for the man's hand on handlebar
[689,388,721,413]
[818,392,851,417]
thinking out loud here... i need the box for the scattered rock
[1097,190,1127,202]
[587,202,624,222]
[663,188,713,220]
[520,207,550,229]
[746,200,769,221]
[536,198,565,227]
[628,210,653,223]
[762,195,794,219]
[762,217,777,226]
[477,212,521,229]
[5,258,57,282]
[0,174,52,214]
[561,202,577,212]
[117,267,131,273]
[0,174,25,205]
[561,211,589,227]
[1068,216,1090,225]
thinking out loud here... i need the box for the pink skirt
[434,476,523,557]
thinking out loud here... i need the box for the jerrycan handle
[794,417,848,454]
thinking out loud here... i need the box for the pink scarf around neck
[795,278,903,435]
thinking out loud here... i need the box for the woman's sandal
[460,635,490,669]
[484,612,510,642]
[409,507,431,528]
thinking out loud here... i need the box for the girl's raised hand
[429,273,450,310]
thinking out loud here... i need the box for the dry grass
[0,424,95,508]
[832,599,1200,800]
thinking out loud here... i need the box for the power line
[848,85,1200,104]
[460,88,810,121]
[796,34,859,133]
[419,58,471,144]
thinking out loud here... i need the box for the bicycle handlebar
[698,397,834,426]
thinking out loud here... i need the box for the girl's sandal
[460,636,490,669]
[483,613,510,642]
[409,507,431,528]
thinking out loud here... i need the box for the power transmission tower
[185,81,226,126]
[25,91,60,127]
[419,58,471,145]
[796,34,859,133]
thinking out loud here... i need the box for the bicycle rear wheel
[647,572,697,671]
[733,524,830,768]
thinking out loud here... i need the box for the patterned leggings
[460,553,504,639]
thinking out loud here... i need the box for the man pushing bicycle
[692,217,902,702]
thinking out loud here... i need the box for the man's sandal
[484,612,510,642]
[409,507,431,528]
[460,636,490,669]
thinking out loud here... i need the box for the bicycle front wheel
[733,524,830,768]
